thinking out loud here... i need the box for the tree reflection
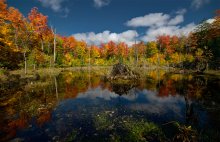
[184,95,198,125]
[110,83,137,96]
[155,73,220,126]
[37,109,52,127]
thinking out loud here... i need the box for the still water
[0,69,220,141]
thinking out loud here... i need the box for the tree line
[0,0,220,72]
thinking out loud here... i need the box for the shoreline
[1,66,220,82]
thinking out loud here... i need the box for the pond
[0,69,220,142]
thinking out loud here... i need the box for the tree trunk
[53,29,56,64]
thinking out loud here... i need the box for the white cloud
[126,13,170,28]
[191,0,210,9]
[141,23,196,42]
[206,18,215,24]
[93,0,111,8]
[168,15,184,25]
[73,30,138,46]
[39,0,69,15]
[126,9,196,42]
[126,9,187,28]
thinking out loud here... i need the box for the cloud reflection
[76,86,185,116]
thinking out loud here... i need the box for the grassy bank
[0,66,111,82]
[1,66,220,82]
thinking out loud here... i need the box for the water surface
[0,69,220,141]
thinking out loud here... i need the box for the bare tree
[51,27,56,64]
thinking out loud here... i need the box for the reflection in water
[185,95,198,126]
[111,83,137,96]
[54,76,59,101]
[0,70,220,141]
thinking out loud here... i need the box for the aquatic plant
[173,122,198,142]
[94,111,114,131]
[122,118,166,142]
[93,111,166,142]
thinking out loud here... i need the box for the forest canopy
[0,0,220,70]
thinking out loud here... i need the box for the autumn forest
[0,0,220,72]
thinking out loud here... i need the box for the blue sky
[7,0,219,45]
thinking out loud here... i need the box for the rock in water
[107,63,139,82]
